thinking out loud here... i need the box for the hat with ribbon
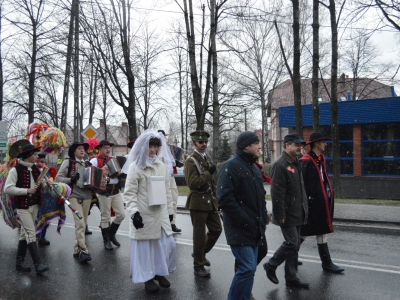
[68,142,89,158]
[17,144,41,159]
[95,140,115,149]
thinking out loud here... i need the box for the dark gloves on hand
[208,165,216,175]
[131,212,144,229]
[169,215,173,222]
[71,172,80,184]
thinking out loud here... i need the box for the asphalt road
[0,207,399,300]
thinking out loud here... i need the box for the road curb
[177,207,400,229]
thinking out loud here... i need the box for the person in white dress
[122,129,176,293]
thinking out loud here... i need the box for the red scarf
[254,161,272,184]
[96,153,110,168]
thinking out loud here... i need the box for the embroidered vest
[12,164,42,209]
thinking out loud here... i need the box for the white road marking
[63,223,400,275]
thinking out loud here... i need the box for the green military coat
[184,151,218,211]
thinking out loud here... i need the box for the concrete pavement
[177,195,400,226]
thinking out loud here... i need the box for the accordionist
[90,140,125,251]
[55,141,93,264]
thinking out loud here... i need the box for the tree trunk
[61,0,77,133]
[120,0,137,138]
[292,0,303,137]
[329,0,341,198]
[0,5,3,121]
[28,15,38,123]
[210,0,219,162]
[312,0,320,131]
[73,0,80,141]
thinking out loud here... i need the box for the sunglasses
[197,141,208,144]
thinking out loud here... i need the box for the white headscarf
[121,129,175,175]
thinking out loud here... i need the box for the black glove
[71,172,80,184]
[85,160,92,167]
[131,212,144,229]
[169,215,173,222]
[208,165,216,175]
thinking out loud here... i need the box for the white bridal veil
[121,129,175,175]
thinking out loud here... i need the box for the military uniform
[184,130,222,275]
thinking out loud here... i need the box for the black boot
[318,243,344,273]
[27,242,49,274]
[85,225,92,235]
[171,224,182,233]
[109,222,121,247]
[101,228,113,250]
[16,240,31,272]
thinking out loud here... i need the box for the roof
[279,97,400,127]
[270,75,394,109]
[63,122,129,147]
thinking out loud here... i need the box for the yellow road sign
[81,124,99,139]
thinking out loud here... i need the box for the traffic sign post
[0,121,8,151]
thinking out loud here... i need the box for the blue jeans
[228,246,258,300]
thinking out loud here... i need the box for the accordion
[75,165,107,191]
[107,156,126,177]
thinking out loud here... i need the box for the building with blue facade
[277,97,400,199]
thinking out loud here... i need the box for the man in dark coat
[299,132,344,273]
[184,130,222,277]
[263,134,309,288]
[217,131,268,300]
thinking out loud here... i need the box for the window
[320,125,354,175]
[362,123,400,176]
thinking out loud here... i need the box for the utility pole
[73,0,80,141]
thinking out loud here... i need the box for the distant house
[269,74,396,162]
[62,119,130,159]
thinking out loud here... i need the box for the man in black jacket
[263,134,309,288]
[217,131,268,300]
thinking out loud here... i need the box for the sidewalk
[177,196,400,226]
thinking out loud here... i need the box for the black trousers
[268,226,301,281]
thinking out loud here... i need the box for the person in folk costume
[184,130,222,277]
[299,132,344,273]
[85,138,101,235]
[90,140,125,250]
[122,129,176,293]
[35,152,51,245]
[35,152,66,245]
[157,129,182,233]
[4,143,49,274]
[55,142,93,263]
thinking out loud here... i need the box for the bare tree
[5,0,63,124]
[80,0,137,139]
[175,0,227,133]
[220,5,284,163]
